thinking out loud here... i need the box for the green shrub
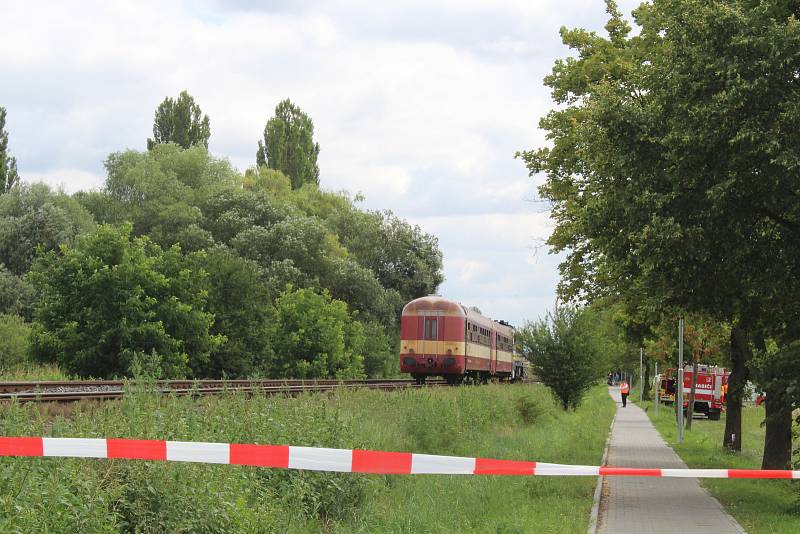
[516,306,605,410]
[28,224,222,378]
[269,286,366,379]
[515,395,550,425]
[0,313,30,370]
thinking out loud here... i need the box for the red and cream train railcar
[399,295,514,384]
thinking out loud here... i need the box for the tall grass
[0,383,615,532]
[1,362,72,381]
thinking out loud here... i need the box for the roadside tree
[520,0,800,453]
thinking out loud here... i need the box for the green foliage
[0,362,69,381]
[322,256,398,325]
[0,105,443,381]
[0,106,19,193]
[242,166,292,197]
[0,314,31,371]
[147,90,211,150]
[269,286,365,379]
[0,183,96,275]
[360,320,398,378]
[0,266,35,319]
[199,185,291,245]
[101,145,236,248]
[515,395,551,425]
[351,210,444,303]
[519,0,800,329]
[257,99,320,188]
[291,186,444,304]
[190,246,273,378]
[28,224,221,378]
[580,302,630,371]
[517,306,605,410]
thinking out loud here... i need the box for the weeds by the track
[637,398,800,533]
[1,363,72,381]
[0,383,614,532]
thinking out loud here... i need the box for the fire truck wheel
[708,411,721,421]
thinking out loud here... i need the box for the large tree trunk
[723,324,751,451]
[761,385,793,469]
[685,359,698,430]
[757,333,793,469]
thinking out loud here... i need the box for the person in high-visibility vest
[620,380,630,407]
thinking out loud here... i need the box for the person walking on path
[619,380,630,407]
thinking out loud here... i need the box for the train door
[422,315,442,356]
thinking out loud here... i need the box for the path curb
[588,393,616,534]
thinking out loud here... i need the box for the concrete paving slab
[595,387,745,534]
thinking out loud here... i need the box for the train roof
[402,295,514,334]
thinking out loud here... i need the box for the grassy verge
[1,362,72,381]
[0,383,614,533]
[634,397,799,533]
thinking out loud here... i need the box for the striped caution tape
[1,437,798,478]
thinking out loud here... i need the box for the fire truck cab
[659,364,727,420]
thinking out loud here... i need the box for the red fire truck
[659,365,728,420]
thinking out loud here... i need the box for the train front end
[400,295,466,382]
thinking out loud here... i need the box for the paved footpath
[595,387,745,533]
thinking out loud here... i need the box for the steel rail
[0,379,449,403]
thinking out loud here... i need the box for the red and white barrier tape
[1,437,798,479]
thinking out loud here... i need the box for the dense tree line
[0,93,443,380]
[522,0,800,469]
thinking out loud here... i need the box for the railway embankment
[0,382,614,532]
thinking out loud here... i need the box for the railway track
[0,378,448,403]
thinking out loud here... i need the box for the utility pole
[654,361,659,415]
[639,347,643,402]
[677,317,684,444]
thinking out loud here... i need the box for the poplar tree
[256,99,320,189]
[147,91,211,150]
[0,107,19,193]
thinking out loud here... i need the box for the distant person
[756,392,765,407]
[620,380,630,407]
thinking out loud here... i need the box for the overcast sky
[1,0,641,327]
